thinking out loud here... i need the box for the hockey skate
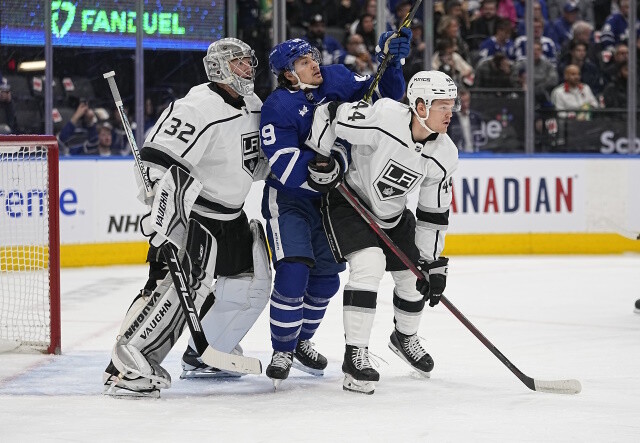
[388,329,434,377]
[180,345,245,379]
[102,361,166,399]
[266,351,293,389]
[292,340,327,376]
[635,299,640,314]
[342,345,380,395]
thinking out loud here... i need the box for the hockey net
[0,136,60,354]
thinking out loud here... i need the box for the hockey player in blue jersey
[259,32,411,387]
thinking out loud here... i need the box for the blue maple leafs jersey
[260,63,405,197]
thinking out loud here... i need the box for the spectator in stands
[477,17,514,63]
[511,17,558,65]
[516,1,559,45]
[552,1,580,47]
[558,21,599,65]
[291,0,336,28]
[551,64,599,119]
[515,0,549,22]
[438,14,472,62]
[403,18,427,82]
[602,61,638,108]
[344,34,376,75]
[445,0,470,41]
[349,0,379,37]
[107,104,132,155]
[0,82,17,135]
[353,13,378,57]
[512,41,558,106]
[469,0,500,50]
[600,0,639,52]
[448,89,484,152]
[496,0,517,26]
[335,0,361,31]
[557,40,604,95]
[394,1,412,29]
[86,122,116,156]
[602,42,629,84]
[474,51,514,87]
[304,14,348,65]
[57,101,98,155]
[432,38,475,86]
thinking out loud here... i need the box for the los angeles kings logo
[373,159,422,200]
[241,132,260,176]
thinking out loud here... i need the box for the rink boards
[1,156,638,267]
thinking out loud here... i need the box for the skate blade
[180,369,243,379]
[342,374,375,395]
[292,360,324,376]
[271,378,284,390]
[102,384,160,399]
[388,342,431,378]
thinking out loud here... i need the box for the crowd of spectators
[0,0,638,154]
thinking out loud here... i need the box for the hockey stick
[363,0,422,103]
[103,71,261,375]
[335,183,582,394]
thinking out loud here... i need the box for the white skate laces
[298,340,318,360]
[403,335,428,361]
[271,351,293,369]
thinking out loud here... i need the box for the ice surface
[1,256,639,441]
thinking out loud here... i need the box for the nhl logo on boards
[373,160,422,200]
[241,131,260,176]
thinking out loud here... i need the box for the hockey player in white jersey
[102,38,272,397]
[306,70,460,394]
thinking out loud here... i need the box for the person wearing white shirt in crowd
[550,64,598,119]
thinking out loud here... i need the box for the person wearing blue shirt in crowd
[552,1,580,48]
[477,18,514,63]
[259,31,410,387]
[600,0,640,52]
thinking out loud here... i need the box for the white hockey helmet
[406,70,460,120]
[203,38,258,96]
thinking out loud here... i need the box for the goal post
[0,135,61,354]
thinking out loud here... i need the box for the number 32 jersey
[141,82,265,220]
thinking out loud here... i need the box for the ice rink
[1,255,639,442]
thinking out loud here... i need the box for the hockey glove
[307,155,344,193]
[376,28,412,67]
[416,256,449,307]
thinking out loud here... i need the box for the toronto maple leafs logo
[241,132,260,176]
[299,105,309,117]
[373,159,422,201]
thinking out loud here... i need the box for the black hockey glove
[307,155,344,193]
[416,256,449,307]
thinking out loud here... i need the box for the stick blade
[200,346,262,375]
[533,378,582,394]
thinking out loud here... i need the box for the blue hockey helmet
[268,38,321,76]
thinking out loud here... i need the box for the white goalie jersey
[307,98,458,260]
[141,82,266,220]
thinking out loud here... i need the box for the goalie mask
[203,38,258,96]
[406,70,460,133]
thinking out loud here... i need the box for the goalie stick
[103,71,261,375]
[336,183,582,395]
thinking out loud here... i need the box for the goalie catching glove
[416,256,449,307]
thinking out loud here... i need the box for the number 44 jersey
[308,98,459,260]
[141,82,266,221]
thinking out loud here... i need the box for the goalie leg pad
[113,273,191,375]
[191,219,272,353]
[390,269,425,336]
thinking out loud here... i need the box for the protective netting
[0,145,52,352]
